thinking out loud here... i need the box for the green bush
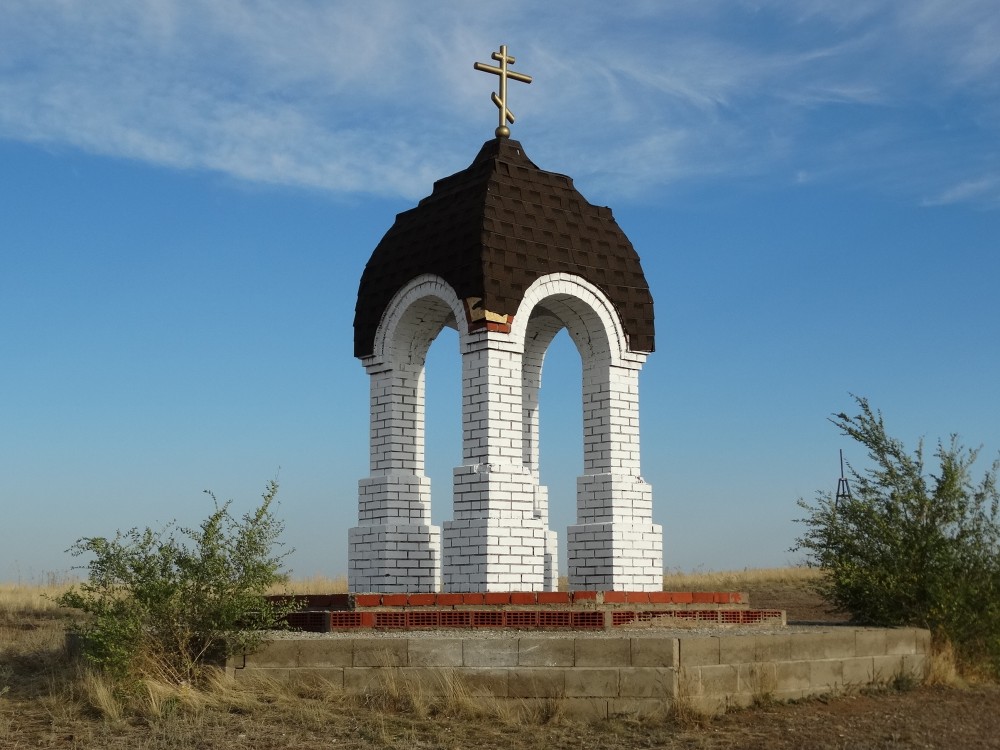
[59,480,295,685]
[795,396,1000,676]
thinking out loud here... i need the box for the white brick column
[348,359,441,592]
[442,330,549,591]
[568,357,663,590]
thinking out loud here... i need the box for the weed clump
[58,480,294,686]
[795,396,1000,677]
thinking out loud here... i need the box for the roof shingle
[354,138,655,357]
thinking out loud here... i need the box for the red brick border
[291,607,784,633]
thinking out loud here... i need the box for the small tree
[59,480,295,684]
[795,396,1000,674]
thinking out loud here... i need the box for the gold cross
[474,44,532,138]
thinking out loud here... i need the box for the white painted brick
[353,274,661,592]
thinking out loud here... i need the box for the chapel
[348,46,662,593]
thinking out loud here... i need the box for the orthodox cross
[474,44,532,138]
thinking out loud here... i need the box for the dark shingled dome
[354,137,655,358]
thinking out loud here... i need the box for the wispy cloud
[1,1,997,205]
[923,176,1000,207]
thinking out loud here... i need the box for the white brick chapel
[348,45,661,593]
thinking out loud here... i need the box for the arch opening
[513,275,661,591]
[349,279,464,594]
[388,295,457,370]
[424,325,461,529]
[531,325,582,584]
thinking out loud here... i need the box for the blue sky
[2,1,998,583]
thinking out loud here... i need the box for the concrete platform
[226,626,931,717]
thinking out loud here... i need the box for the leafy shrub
[795,396,1000,676]
[59,480,295,685]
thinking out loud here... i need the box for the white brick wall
[348,523,441,592]
[441,460,552,591]
[566,519,664,590]
[511,276,661,591]
[567,472,663,591]
[350,276,462,593]
[350,272,662,593]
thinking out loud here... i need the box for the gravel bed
[265,623,854,640]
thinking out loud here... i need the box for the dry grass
[354,664,539,724]
[0,579,76,615]
[494,568,819,595]
[924,638,1000,687]
[0,579,76,699]
[269,574,348,595]
[661,566,821,591]
[925,639,962,687]
[0,585,665,748]
[0,579,591,748]
[3,568,999,749]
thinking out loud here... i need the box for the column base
[543,528,558,593]
[441,517,548,592]
[441,463,550,591]
[532,482,558,592]
[567,521,663,591]
[347,523,441,593]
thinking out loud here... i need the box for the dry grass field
[661,566,852,624]
[2,570,998,749]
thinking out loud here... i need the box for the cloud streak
[1,1,997,205]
